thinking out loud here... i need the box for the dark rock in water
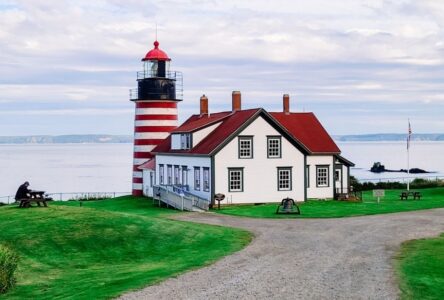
[370,162,431,173]
[370,162,386,173]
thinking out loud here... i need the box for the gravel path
[119,208,444,300]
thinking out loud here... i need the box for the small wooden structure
[276,197,300,215]
[214,193,225,210]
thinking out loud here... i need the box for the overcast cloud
[1,0,444,135]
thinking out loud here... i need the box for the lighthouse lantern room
[130,40,182,196]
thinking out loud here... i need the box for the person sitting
[15,181,31,201]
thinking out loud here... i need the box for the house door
[335,169,342,193]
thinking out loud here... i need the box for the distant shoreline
[0,133,443,144]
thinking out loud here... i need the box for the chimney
[200,94,208,116]
[232,91,241,112]
[283,94,290,114]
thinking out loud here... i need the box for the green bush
[0,245,19,294]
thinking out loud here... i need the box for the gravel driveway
[119,208,444,300]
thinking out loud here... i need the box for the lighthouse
[130,40,182,196]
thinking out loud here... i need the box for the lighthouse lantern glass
[144,60,170,78]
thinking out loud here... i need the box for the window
[238,136,253,159]
[335,170,340,181]
[306,165,310,188]
[203,167,210,192]
[182,166,188,187]
[194,167,201,191]
[180,134,191,150]
[267,136,281,158]
[316,166,329,187]
[228,168,243,192]
[174,165,180,185]
[159,164,164,185]
[167,165,172,185]
[277,167,292,191]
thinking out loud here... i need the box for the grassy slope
[0,196,251,300]
[395,233,444,300]
[215,187,444,218]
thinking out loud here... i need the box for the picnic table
[18,191,52,208]
[399,191,421,201]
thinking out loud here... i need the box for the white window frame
[277,167,292,191]
[167,165,172,185]
[238,136,253,159]
[174,165,180,185]
[182,166,188,187]
[267,136,281,158]
[159,164,164,185]
[316,165,329,187]
[180,134,191,150]
[228,168,243,192]
[194,167,201,191]
[203,167,210,192]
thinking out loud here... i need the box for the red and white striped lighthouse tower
[130,40,182,196]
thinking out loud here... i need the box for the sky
[1,0,444,136]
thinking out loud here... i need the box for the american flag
[407,120,412,150]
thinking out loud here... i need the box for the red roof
[142,40,171,61]
[153,109,340,155]
[270,112,340,154]
[153,109,260,155]
[171,112,232,133]
[138,158,156,170]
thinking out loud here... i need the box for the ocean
[1,142,443,202]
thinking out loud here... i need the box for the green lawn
[214,188,444,218]
[0,196,251,300]
[395,233,444,299]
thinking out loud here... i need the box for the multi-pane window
[182,166,188,187]
[228,168,243,192]
[267,136,281,158]
[238,136,253,158]
[167,165,172,185]
[194,167,201,191]
[174,165,180,185]
[203,167,210,192]
[180,134,191,150]
[159,164,164,185]
[278,168,292,191]
[316,166,329,187]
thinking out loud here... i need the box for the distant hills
[333,134,444,142]
[0,133,443,144]
[0,135,133,144]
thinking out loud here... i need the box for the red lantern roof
[142,40,171,61]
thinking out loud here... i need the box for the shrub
[0,245,19,294]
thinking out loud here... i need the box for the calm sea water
[338,141,444,182]
[0,144,133,201]
[1,142,443,202]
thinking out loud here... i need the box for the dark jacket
[15,184,30,200]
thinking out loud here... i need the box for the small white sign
[373,189,385,197]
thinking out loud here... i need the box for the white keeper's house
[130,40,354,208]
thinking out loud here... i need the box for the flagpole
[407,119,410,191]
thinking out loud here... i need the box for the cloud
[1,0,444,135]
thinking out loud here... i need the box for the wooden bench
[400,191,421,201]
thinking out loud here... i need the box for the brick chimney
[232,91,241,112]
[283,94,290,114]
[200,94,208,115]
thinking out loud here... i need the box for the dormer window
[171,133,192,150]
[181,134,191,150]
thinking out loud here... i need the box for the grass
[214,187,444,218]
[0,196,251,300]
[395,233,444,299]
